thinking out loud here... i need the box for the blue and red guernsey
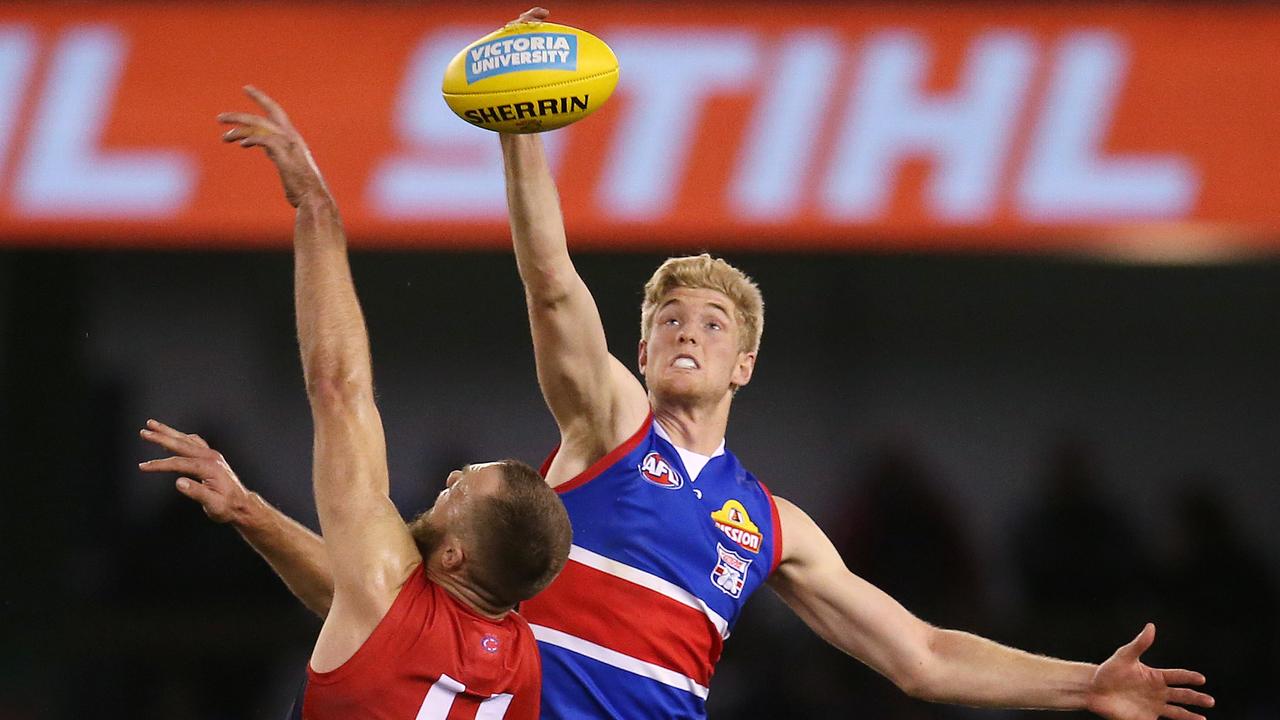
[523,414,783,719]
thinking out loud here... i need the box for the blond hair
[640,254,764,354]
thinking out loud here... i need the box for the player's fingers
[145,418,190,440]
[216,111,269,127]
[216,112,283,136]
[174,477,220,506]
[243,85,290,126]
[1120,623,1156,660]
[138,455,216,479]
[139,429,200,457]
[1167,688,1214,708]
[1160,669,1207,687]
[244,134,292,157]
[187,433,210,449]
[239,135,275,149]
[509,7,549,27]
[1161,704,1205,720]
[221,126,260,143]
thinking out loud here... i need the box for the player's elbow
[521,263,579,308]
[890,626,945,701]
[304,372,373,411]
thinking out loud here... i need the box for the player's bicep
[527,281,647,437]
[769,497,935,690]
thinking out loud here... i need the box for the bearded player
[140,86,571,720]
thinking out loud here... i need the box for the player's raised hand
[1085,624,1214,720]
[217,86,330,208]
[510,6,549,26]
[138,419,252,525]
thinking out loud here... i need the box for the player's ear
[731,351,756,389]
[637,339,649,373]
[440,537,465,572]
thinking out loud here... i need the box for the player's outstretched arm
[220,87,420,669]
[500,132,647,459]
[498,9,649,469]
[139,419,335,617]
[768,497,1214,719]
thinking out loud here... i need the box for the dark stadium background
[1,2,1278,719]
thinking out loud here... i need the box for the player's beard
[409,510,446,559]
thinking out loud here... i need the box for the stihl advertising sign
[0,3,1276,251]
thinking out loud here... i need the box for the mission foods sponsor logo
[466,33,578,83]
[711,543,752,598]
[463,95,589,127]
[711,500,762,553]
[639,451,683,489]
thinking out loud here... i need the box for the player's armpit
[308,453,421,672]
[768,496,938,697]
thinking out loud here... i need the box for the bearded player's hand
[138,419,253,525]
[1085,624,1214,720]
[217,86,330,208]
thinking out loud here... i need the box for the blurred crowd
[711,439,1278,720]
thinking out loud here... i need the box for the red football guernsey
[296,564,541,720]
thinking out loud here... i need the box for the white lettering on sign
[369,28,562,219]
[1018,32,1198,220]
[730,31,841,221]
[598,31,759,219]
[14,26,193,218]
[822,31,1035,223]
[0,22,1202,234]
[0,27,37,185]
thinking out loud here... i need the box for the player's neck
[425,566,511,620]
[651,394,731,455]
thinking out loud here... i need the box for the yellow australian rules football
[442,20,619,134]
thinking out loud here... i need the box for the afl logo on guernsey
[639,452,683,489]
[481,634,500,653]
[711,500,762,553]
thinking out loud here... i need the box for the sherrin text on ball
[442,20,619,134]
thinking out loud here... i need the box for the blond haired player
[141,86,572,720]
[496,9,1214,719]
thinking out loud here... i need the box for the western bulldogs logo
[481,634,500,653]
[711,543,753,598]
[639,452,683,489]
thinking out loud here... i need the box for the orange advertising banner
[0,2,1276,252]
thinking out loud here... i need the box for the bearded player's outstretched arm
[219,87,421,670]
[769,497,1214,719]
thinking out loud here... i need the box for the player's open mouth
[673,356,699,369]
